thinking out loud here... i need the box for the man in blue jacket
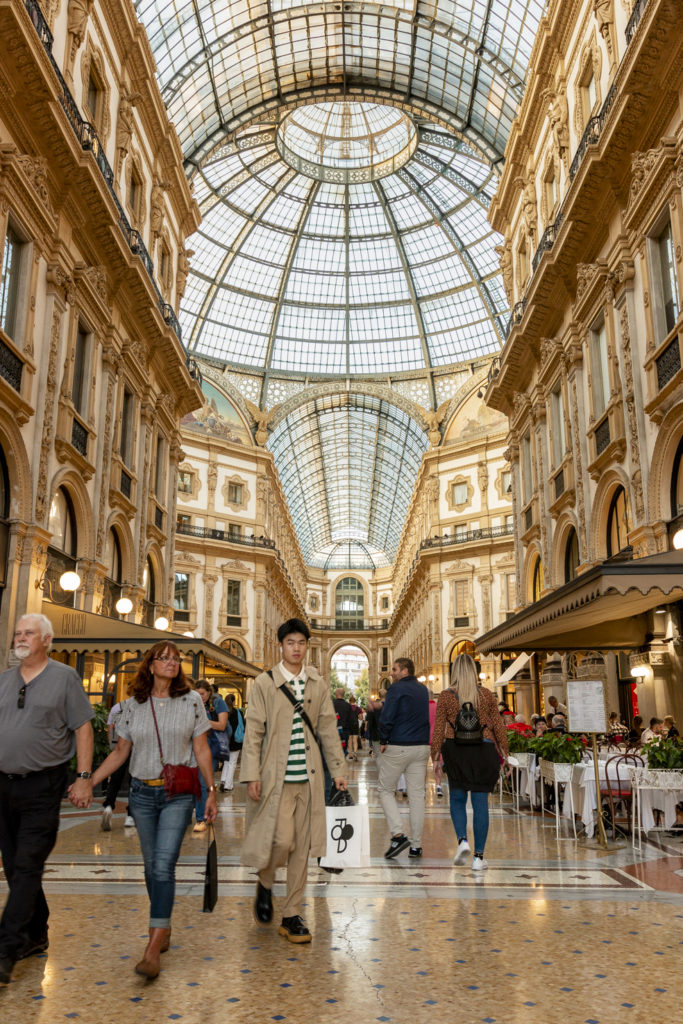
[378,657,431,859]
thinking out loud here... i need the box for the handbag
[149,697,201,798]
[203,824,218,912]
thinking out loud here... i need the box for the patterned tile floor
[1,753,681,1024]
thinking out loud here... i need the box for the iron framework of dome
[134,1,545,568]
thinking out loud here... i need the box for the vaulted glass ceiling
[268,393,429,567]
[133,1,545,568]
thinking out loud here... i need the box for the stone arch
[0,410,32,521]
[590,467,632,561]
[323,638,372,682]
[104,512,135,582]
[219,634,253,662]
[647,400,683,525]
[270,381,428,434]
[48,467,95,559]
[552,512,580,585]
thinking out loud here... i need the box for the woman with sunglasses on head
[89,641,217,979]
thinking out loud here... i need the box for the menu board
[566,679,607,734]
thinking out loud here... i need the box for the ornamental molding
[624,137,677,229]
[269,379,428,431]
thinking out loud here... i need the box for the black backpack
[453,701,483,745]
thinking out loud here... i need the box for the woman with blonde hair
[431,654,508,870]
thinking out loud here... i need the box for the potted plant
[642,737,683,770]
[531,731,586,784]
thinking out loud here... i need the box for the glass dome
[181,107,507,378]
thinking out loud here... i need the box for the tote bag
[320,803,371,869]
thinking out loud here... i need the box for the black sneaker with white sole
[384,834,410,858]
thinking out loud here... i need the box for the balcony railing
[22,0,183,346]
[626,0,650,44]
[120,468,132,499]
[532,209,564,273]
[595,416,611,455]
[420,523,514,550]
[655,336,681,390]
[176,522,276,549]
[314,620,390,632]
[71,418,88,456]
[505,298,527,337]
[0,338,23,392]
[569,80,618,183]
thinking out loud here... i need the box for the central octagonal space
[276,101,418,183]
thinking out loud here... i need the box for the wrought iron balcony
[22,0,183,346]
[626,0,650,44]
[420,523,514,550]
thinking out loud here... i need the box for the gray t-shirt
[0,660,94,774]
[117,691,211,779]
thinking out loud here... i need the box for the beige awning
[494,652,530,685]
[476,549,683,654]
[43,601,261,676]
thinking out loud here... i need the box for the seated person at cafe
[640,717,663,744]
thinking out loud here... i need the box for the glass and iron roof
[268,393,429,568]
[133,2,545,567]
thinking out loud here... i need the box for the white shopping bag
[320,803,371,869]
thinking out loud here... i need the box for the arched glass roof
[267,393,428,567]
[133,1,545,568]
[134,0,544,381]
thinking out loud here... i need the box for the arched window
[564,527,580,583]
[531,556,544,602]
[222,638,246,659]
[106,528,122,583]
[142,555,156,626]
[48,486,77,555]
[0,444,10,608]
[335,577,364,630]
[607,486,631,557]
[670,435,683,519]
[449,639,477,662]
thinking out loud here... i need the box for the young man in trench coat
[239,618,347,943]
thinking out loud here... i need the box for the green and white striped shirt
[281,665,308,783]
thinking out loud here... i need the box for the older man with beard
[0,614,94,985]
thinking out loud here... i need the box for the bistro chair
[600,754,644,839]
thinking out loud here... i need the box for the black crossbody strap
[267,670,323,753]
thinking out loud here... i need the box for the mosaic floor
[1,752,681,1024]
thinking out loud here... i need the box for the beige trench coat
[239,664,346,870]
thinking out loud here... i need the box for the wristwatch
[76,771,92,779]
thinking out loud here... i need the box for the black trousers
[104,754,131,809]
[0,762,67,959]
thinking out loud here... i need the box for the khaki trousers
[258,781,311,918]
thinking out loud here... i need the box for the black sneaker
[408,847,422,858]
[384,834,410,858]
[278,916,311,943]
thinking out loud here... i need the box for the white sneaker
[101,806,112,832]
[124,815,135,827]
[453,839,470,864]
[436,785,444,797]
[472,856,488,871]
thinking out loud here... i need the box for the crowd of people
[0,611,678,988]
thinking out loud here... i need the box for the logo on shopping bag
[330,816,354,853]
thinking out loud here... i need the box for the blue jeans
[129,780,193,928]
[448,785,490,856]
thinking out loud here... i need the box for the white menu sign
[566,679,607,734]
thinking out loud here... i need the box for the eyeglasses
[18,685,26,709]
[154,655,180,664]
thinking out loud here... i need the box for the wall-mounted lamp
[479,672,487,681]
[35,564,81,603]
[630,663,649,679]
[183,631,195,638]
[672,528,683,550]
[417,674,427,682]
[154,616,169,631]
[115,596,133,615]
